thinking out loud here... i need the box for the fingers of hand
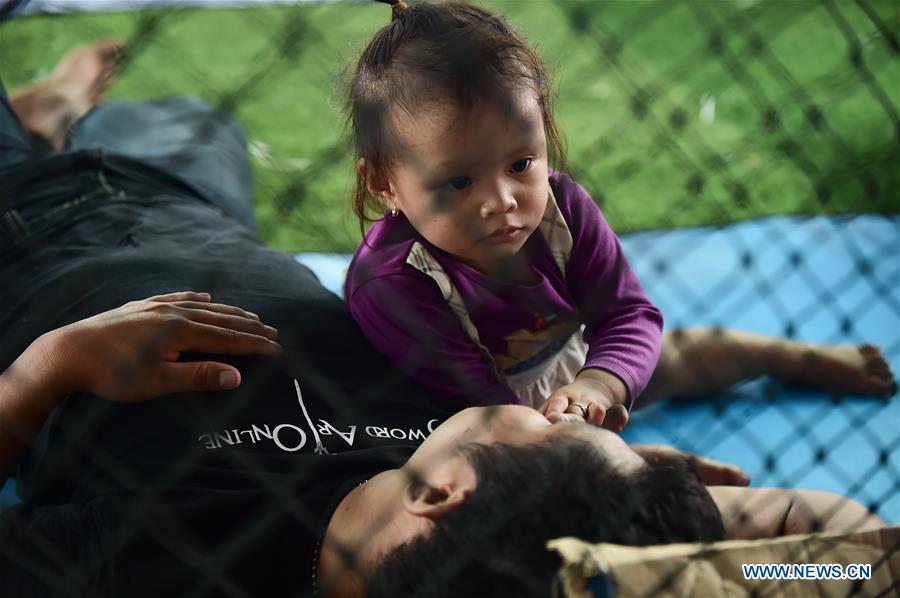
[174,321,281,356]
[543,394,573,423]
[585,402,606,426]
[548,395,609,424]
[561,399,590,423]
[725,467,751,486]
[160,361,242,395]
[146,291,212,303]
[546,389,626,427]
[143,293,262,322]
[599,404,629,432]
[169,300,260,322]
[696,456,751,486]
[174,307,276,340]
[629,444,671,462]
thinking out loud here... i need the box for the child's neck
[482,251,538,285]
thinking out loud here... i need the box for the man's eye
[511,158,532,173]
[447,176,472,190]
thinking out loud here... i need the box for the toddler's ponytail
[374,0,409,21]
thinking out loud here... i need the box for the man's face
[408,405,645,475]
[321,407,645,597]
[384,87,550,276]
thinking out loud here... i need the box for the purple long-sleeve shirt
[345,170,663,409]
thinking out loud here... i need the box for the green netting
[1,0,897,253]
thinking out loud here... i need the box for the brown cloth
[550,525,900,597]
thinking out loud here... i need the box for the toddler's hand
[539,374,629,431]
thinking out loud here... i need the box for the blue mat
[298,214,900,524]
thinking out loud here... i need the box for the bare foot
[10,38,123,150]
[642,329,898,405]
[775,343,897,397]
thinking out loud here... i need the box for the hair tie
[375,0,409,20]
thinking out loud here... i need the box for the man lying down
[0,42,885,598]
[2,304,884,598]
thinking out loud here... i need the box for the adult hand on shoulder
[630,444,751,486]
[38,291,281,402]
[539,369,629,431]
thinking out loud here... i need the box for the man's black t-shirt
[0,157,461,596]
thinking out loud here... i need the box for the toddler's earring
[390,206,399,217]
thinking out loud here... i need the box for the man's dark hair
[366,438,726,597]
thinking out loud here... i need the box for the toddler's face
[385,87,550,276]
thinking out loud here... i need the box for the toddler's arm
[553,173,664,413]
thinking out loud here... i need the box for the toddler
[345,0,896,430]
[344,0,661,430]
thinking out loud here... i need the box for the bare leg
[640,328,897,406]
[9,39,122,151]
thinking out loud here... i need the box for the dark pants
[0,80,255,231]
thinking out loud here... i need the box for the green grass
[1,0,897,252]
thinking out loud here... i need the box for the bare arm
[708,486,886,539]
[0,334,68,484]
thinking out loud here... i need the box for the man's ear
[357,158,395,204]
[402,457,476,521]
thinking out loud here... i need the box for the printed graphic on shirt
[196,378,442,454]
[495,315,580,375]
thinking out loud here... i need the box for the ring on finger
[566,403,587,417]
